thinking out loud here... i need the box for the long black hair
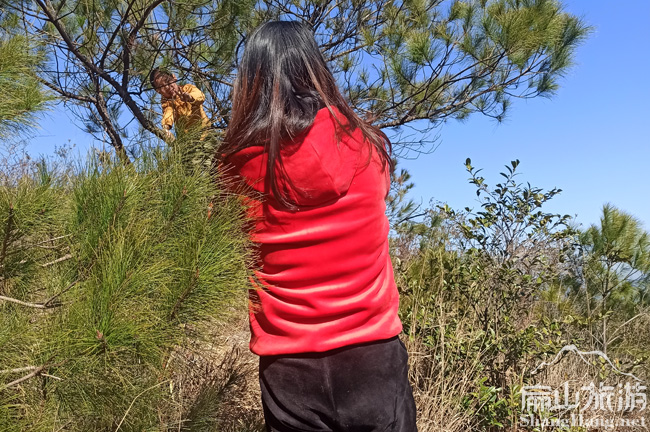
[222,20,392,209]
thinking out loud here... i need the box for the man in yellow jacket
[150,68,211,139]
[150,68,216,170]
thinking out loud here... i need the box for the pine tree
[0,12,50,139]
[571,204,650,353]
[2,0,590,159]
[0,146,253,431]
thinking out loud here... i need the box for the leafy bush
[394,159,579,431]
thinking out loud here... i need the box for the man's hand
[178,91,195,103]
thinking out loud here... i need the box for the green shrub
[0,144,252,431]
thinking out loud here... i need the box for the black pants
[258,336,418,432]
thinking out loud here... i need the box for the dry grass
[166,299,478,432]
[531,348,650,432]
[161,296,649,432]
[166,300,265,432]
[405,336,481,432]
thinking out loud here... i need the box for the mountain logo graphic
[531,344,641,382]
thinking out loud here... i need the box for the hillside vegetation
[1,147,648,431]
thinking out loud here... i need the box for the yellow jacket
[161,83,211,132]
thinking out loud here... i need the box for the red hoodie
[225,106,402,356]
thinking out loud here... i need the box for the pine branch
[37,77,96,103]
[0,294,59,309]
[34,0,168,145]
[170,267,200,320]
[92,74,130,164]
[98,0,137,69]
[121,0,165,92]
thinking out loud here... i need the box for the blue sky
[396,0,650,231]
[23,0,650,232]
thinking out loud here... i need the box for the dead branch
[0,295,54,309]
[40,253,73,268]
[0,366,39,374]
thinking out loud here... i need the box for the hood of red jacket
[225,107,364,208]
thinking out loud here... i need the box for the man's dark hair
[150,68,173,88]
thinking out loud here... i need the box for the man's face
[154,74,180,99]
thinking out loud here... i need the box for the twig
[114,380,171,432]
[396,211,428,226]
[40,253,72,267]
[53,421,72,432]
[169,267,200,320]
[32,234,72,246]
[0,279,78,309]
[1,358,66,390]
[0,366,38,374]
[37,77,97,103]
[0,258,26,269]
[33,244,70,251]
[0,295,49,309]
[1,365,47,389]
[44,279,79,306]
[41,373,62,381]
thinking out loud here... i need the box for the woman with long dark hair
[220,21,417,432]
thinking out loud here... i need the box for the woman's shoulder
[296,106,364,150]
[310,106,351,130]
